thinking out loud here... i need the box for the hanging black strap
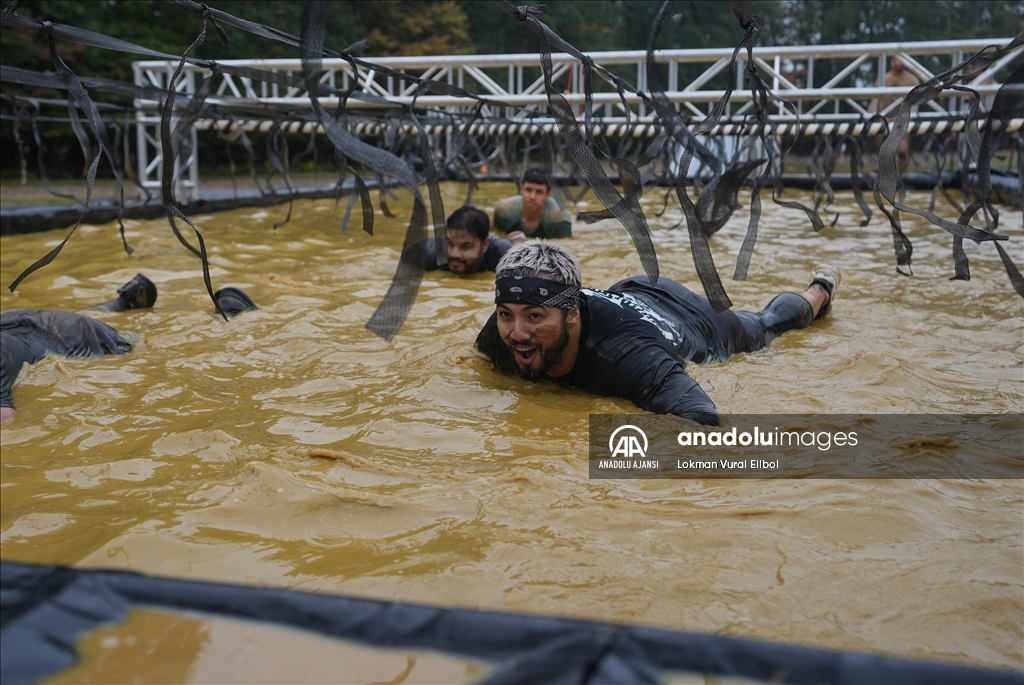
[300,0,430,341]
[500,0,660,290]
[160,9,221,316]
[876,36,1022,244]
[408,82,449,267]
[644,1,728,306]
[8,29,131,290]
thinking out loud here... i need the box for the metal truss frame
[132,38,1020,196]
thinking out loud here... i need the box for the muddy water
[46,608,490,685]
[2,182,1022,672]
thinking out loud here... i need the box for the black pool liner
[1,561,1019,685]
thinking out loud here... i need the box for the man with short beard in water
[401,206,511,275]
[475,242,839,425]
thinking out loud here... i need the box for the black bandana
[495,276,580,309]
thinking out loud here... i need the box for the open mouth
[512,345,539,366]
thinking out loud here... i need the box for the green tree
[0,0,470,80]
[777,0,1022,45]
[349,0,471,56]
[774,0,1023,84]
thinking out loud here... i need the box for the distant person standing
[492,168,572,243]
[874,56,921,174]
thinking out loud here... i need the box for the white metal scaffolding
[132,37,1020,198]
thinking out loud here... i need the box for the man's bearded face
[496,303,570,381]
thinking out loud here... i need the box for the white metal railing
[132,38,1020,197]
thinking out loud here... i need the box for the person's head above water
[519,167,553,217]
[214,287,258,318]
[521,167,552,191]
[96,273,157,312]
[444,205,492,274]
[493,241,582,381]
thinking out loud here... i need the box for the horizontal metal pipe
[186,117,1021,138]
[130,84,1004,112]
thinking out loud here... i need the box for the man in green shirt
[492,168,572,242]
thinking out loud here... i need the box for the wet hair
[495,241,582,289]
[521,167,551,190]
[214,287,258,318]
[446,206,490,242]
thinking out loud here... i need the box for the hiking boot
[98,273,157,312]
[214,287,258,318]
[810,264,840,320]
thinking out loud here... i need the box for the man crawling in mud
[475,242,839,425]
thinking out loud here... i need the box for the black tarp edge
[1,561,1019,685]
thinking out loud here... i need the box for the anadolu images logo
[609,425,648,458]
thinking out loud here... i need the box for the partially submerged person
[214,287,258,318]
[492,168,572,243]
[1,274,157,424]
[475,243,839,426]
[402,206,512,275]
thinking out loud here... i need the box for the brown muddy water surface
[2,182,1022,676]
[45,608,491,685]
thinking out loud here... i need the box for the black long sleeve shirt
[1,310,131,409]
[475,287,720,425]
